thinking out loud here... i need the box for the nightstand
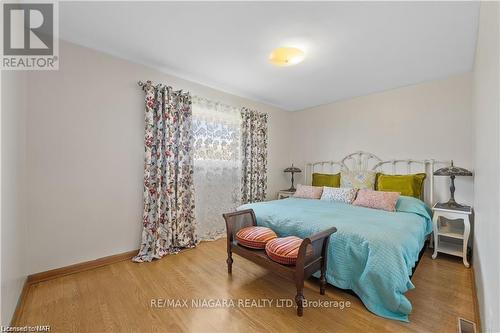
[277,190,295,199]
[431,204,472,267]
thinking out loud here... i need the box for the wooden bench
[223,209,337,316]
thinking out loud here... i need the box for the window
[192,97,241,240]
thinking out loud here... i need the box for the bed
[239,151,448,322]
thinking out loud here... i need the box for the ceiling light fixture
[269,47,305,67]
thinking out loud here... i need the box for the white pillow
[320,187,358,204]
[340,170,376,189]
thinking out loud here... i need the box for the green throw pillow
[375,173,426,199]
[312,173,341,188]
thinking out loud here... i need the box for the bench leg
[226,250,233,274]
[295,280,304,316]
[320,265,326,295]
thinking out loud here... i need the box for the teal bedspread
[239,196,432,321]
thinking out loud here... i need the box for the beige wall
[472,2,500,332]
[25,40,291,274]
[1,71,28,324]
[290,73,474,205]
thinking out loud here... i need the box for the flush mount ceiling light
[269,47,305,67]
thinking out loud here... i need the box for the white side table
[431,204,472,267]
[277,190,295,199]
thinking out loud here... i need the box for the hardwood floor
[15,239,477,333]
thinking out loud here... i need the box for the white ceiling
[60,2,479,111]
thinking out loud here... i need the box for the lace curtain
[192,97,242,241]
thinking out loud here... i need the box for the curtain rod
[138,80,264,114]
[138,80,240,110]
[191,95,242,110]
[137,80,189,96]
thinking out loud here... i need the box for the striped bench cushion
[265,236,303,265]
[236,226,277,249]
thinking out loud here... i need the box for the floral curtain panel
[133,82,197,262]
[192,97,241,240]
[241,107,268,203]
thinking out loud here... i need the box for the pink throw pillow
[352,189,400,212]
[293,184,323,199]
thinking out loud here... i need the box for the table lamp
[284,164,302,192]
[433,161,472,211]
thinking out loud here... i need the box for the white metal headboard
[342,151,383,172]
[304,151,450,206]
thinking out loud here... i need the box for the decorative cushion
[320,187,358,204]
[340,170,376,189]
[265,236,303,265]
[235,226,277,249]
[312,173,341,188]
[352,189,400,212]
[376,173,426,199]
[293,184,323,199]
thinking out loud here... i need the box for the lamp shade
[434,161,472,177]
[284,166,302,173]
